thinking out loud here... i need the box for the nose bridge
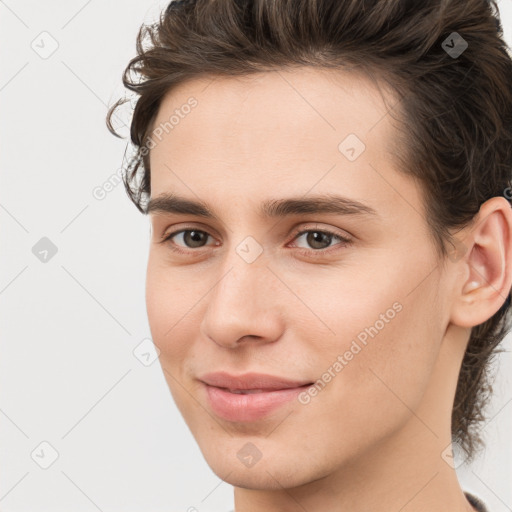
[210,238,270,318]
[213,223,271,304]
[200,237,283,346]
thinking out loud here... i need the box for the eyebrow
[146,193,379,220]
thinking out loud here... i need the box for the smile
[203,383,313,422]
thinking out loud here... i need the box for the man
[107,1,512,510]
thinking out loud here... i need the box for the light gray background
[1,1,511,511]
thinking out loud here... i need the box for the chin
[208,458,311,491]
[196,438,326,490]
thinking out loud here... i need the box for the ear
[449,196,512,328]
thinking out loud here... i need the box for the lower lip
[203,383,312,422]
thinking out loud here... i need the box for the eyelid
[289,223,351,241]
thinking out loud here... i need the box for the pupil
[309,231,330,249]
[187,230,205,247]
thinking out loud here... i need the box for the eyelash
[158,225,353,258]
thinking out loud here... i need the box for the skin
[145,67,512,512]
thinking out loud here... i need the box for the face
[145,68,451,489]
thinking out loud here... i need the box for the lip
[199,372,314,422]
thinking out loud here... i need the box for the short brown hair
[106,0,512,460]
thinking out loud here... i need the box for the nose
[199,252,285,349]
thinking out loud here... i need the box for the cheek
[145,258,196,362]
[303,256,444,408]
[145,261,204,417]
[313,276,444,438]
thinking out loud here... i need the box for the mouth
[198,371,314,391]
[202,381,314,422]
[222,388,277,394]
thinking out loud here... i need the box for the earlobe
[450,196,512,328]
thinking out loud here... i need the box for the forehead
[147,67,423,225]
[149,67,394,160]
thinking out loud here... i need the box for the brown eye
[159,225,352,258]
[178,230,209,248]
[291,228,352,253]
[302,231,335,250]
[160,229,215,252]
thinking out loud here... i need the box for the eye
[159,228,216,254]
[158,225,352,256]
[289,226,352,255]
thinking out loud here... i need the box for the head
[106,0,512,487]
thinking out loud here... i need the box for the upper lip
[199,372,313,391]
